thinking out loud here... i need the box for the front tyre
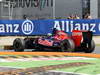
[13,38,25,52]
[60,39,75,52]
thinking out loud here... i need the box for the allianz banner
[0,19,100,35]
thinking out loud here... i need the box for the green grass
[0,55,100,74]
[55,64,100,75]
[54,59,100,75]
[0,46,4,49]
[0,58,99,68]
[96,44,100,46]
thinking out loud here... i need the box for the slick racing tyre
[60,39,75,52]
[13,38,25,52]
[24,38,35,49]
[84,40,95,53]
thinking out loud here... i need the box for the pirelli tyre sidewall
[60,39,75,52]
[84,40,95,53]
[13,38,25,52]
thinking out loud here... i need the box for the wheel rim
[13,39,24,52]
[61,39,75,52]
[14,41,22,49]
[62,43,68,50]
[61,41,70,52]
[83,40,95,53]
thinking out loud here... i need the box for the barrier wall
[0,19,100,35]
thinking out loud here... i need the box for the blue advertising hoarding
[0,19,100,35]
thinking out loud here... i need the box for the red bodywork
[53,30,83,47]
[71,30,83,47]
[13,28,95,53]
[38,30,84,47]
[38,30,69,46]
[53,31,69,40]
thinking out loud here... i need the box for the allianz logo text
[22,20,34,35]
[0,20,34,35]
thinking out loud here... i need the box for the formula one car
[13,28,95,53]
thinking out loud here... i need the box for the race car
[13,29,95,53]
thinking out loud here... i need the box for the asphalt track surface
[93,46,100,54]
[0,46,99,54]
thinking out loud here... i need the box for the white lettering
[54,21,61,30]
[61,21,65,31]
[0,24,19,33]
[23,23,32,32]
[74,23,81,30]
[70,21,74,32]
[0,24,5,32]
[90,23,96,32]
[53,20,97,33]
[26,23,29,31]
[72,32,82,36]
[6,24,13,33]
[98,23,100,31]
[65,21,69,32]
[82,23,89,30]
[24,23,27,31]
[28,24,32,31]
[14,24,19,33]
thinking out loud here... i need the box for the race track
[0,47,100,75]
[93,46,100,54]
[0,46,100,54]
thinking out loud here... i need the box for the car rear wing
[72,30,93,46]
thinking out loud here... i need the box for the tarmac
[0,36,99,46]
[93,36,100,44]
[0,36,25,46]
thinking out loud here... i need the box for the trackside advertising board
[0,19,100,35]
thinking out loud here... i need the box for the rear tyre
[24,38,35,49]
[60,39,75,52]
[84,40,95,53]
[13,38,25,52]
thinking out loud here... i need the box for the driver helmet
[52,28,58,35]
[47,33,52,36]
